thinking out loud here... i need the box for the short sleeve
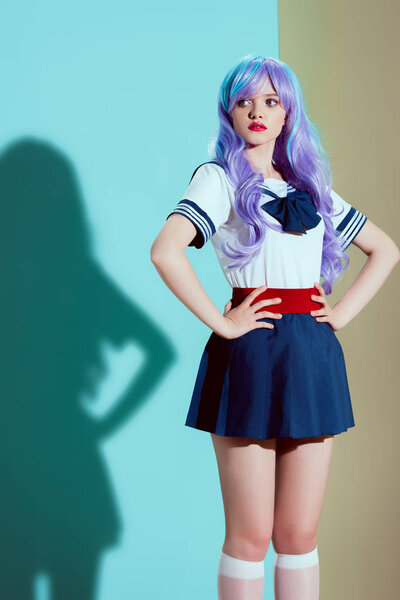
[166,162,232,248]
[330,189,367,250]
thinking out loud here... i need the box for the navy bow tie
[260,187,321,233]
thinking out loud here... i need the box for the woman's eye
[238,98,278,107]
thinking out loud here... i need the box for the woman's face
[231,77,286,148]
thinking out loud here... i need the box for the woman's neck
[258,163,284,180]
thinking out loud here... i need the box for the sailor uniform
[166,161,367,439]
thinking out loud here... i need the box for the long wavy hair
[207,54,349,295]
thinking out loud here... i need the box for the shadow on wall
[0,138,176,598]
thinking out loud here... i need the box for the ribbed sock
[217,550,265,599]
[273,545,319,599]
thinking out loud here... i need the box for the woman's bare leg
[211,433,277,599]
[272,435,334,600]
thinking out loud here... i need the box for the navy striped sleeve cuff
[166,199,216,248]
[335,206,367,250]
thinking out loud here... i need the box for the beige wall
[277,1,400,598]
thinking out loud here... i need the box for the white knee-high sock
[273,545,319,600]
[217,551,265,600]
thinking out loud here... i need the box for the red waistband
[231,287,320,314]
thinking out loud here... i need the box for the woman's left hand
[310,282,345,331]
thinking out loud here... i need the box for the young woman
[150,54,400,599]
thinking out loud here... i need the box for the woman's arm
[332,219,400,327]
[151,214,229,336]
[150,214,282,338]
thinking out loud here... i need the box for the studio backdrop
[0,0,398,599]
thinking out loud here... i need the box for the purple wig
[207,54,349,295]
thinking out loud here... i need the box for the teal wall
[0,1,279,598]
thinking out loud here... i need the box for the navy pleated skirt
[185,288,355,440]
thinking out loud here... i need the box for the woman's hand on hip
[310,281,347,331]
[219,285,283,339]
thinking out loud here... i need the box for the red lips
[248,122,267,131]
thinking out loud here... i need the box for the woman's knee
[271,525,317,555]
[223,529,272,562]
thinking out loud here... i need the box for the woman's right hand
[219,285,283,340]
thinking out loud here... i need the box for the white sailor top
[166,161,367,289]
